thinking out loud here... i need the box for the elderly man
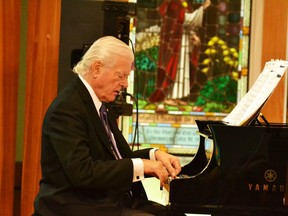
[33,36,182,216]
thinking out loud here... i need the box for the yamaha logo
[264,169,277,182]
[248,169,284,192]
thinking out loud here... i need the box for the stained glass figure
[149,0,211,106]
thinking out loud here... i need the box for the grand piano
[167,60,288,216]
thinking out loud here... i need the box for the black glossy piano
[167,119,288,216]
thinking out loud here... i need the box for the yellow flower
[202,67,209,74]
[210,49,216,54]
[203,58,211,65]
[208,40,215,46]
[221,45,228,50]
[182,1,188,8]
[204,48,211,55]
[228,60,234,66]
[223,56,231,63]
[230,48,237,53]
[233,52,239,58]
[231,71,239,80]
[205,48,216,55]
[211,36,219,42]
[218,39,225,45]
[223,50,229,56]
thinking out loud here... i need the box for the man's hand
[154,150,181,179]
[142,150,181,187]
[142,151,181,188]
[142,159,170,188]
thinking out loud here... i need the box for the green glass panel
[218,15,227,25]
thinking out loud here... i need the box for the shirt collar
[78,74,102,115]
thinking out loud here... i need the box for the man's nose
[121,78,129,89]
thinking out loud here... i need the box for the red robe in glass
[149,0,193,102]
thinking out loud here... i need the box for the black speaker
[58,0,106,92]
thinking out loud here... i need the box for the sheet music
[223,59,288,126]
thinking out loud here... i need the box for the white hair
[73,36,134,76]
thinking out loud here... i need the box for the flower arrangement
[194,36,239,112]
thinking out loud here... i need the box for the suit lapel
[73,77,115,158]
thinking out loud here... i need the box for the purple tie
[99,103,121,159]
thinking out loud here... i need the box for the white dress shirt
[79,75,157,182]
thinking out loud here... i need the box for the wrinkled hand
[142,159,170,188]
[142,151,181,188]
[154,150,181,178]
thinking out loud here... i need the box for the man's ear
[91,60,101,77]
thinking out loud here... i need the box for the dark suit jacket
[34,77,150,215]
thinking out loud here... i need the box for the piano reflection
[166,60,288,216]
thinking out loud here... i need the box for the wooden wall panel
[0,0,20,215]
[261,0,288,123]
[21,0,61,215]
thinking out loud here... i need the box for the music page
[223,60,288,126]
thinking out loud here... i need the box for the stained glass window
[128,0,251,161]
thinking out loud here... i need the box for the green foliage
[135,47,158,72]
[195,75,237,112]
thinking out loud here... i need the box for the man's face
[93,58,132,102]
